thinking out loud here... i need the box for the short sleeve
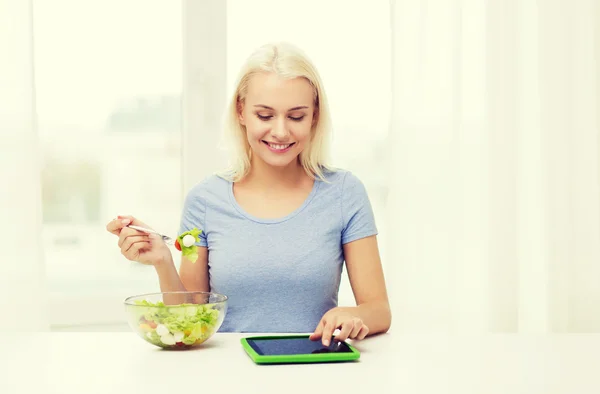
[341,172,378,244]
[178,185,208,248]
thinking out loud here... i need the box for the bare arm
[343,235,391,335]
[106,215,209,304]
[178,246,210,292]
[155,245,210,304]
[310,234,392,344]
[153,253,186,293]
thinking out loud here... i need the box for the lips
[262,141,295,152]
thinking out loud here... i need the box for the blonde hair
[219,42,334,182]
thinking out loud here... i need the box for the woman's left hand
[309,307,369,346]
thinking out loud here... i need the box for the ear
[237,99,246,126]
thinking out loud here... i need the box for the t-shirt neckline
[227,177,321,224]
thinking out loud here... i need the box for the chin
[261,156,299,168]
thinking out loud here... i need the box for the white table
[2,331,600,394]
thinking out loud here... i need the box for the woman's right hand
[105,215,171,267]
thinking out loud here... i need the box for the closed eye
[256,114,305,122]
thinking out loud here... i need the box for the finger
[124,240,151,261]
[106,217,131,235]
[321,320,337,347]
[118,215,150,229]
[335,320,354,343]
[148,233,164,245]
[121,235,150,254]
[117,215,134,221]
[309,320,325,341]
[118,227,146,248]
[356,325,370,340]
[349,319,363,338]
[121,233,151,253]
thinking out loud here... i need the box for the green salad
[174,228,202,263]
[131,300,220,347]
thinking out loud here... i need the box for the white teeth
[268,143,290,150]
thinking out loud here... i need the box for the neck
[244,156,306,189]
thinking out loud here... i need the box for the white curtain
[0,0,48,331]
[2,0,598,334]
[386,0,600,333]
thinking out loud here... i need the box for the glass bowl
[124,291,228,349]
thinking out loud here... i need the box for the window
[34,0,183,327]
[36,0,391,327]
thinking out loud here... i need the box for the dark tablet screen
[246,337,353,356]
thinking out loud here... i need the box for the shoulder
[320,167,373,215]
[323,169,377,241]
[183,174,231,206]
[318,167,368,194]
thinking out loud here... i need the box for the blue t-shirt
[178,168,378,333]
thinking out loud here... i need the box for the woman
[106,42,391,346]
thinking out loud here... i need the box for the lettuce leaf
[131,300,221,347]
[177,227,202,263]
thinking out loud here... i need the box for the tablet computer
[240,334,361,364]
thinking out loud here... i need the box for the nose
[270,116,289,140]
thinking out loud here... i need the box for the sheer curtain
[226,0,392,308]
[3,0,599,334]
[386,0,600,333]
[0,0,48,331]
[1,0,390,330]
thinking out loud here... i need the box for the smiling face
[237,72,316,170]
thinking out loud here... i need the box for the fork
[127,225,175,245]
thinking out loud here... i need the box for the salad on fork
[128,225,203,263]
